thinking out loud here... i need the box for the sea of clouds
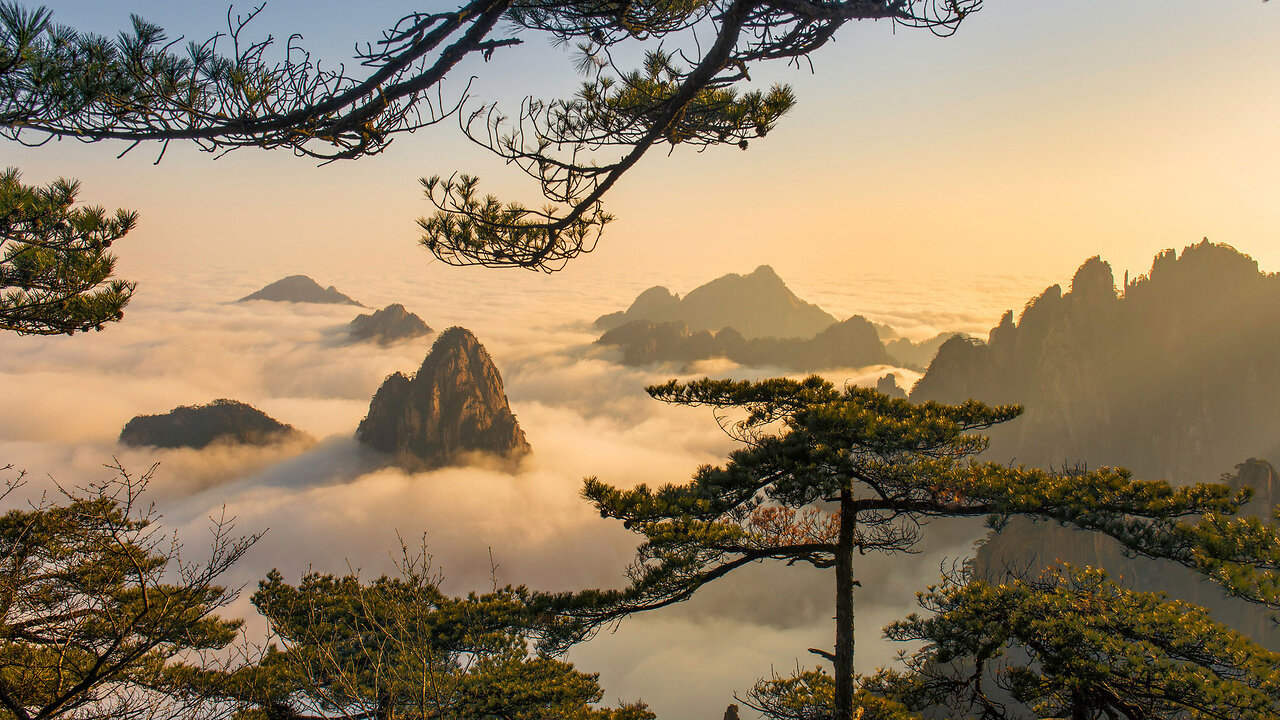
[0,262,1056,718]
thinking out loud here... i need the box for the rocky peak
[348,303,432,345]
[876,373,907,399]
[1068,256,1117,305]
[356,327,530,470]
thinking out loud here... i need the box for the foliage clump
[0,167,134,335]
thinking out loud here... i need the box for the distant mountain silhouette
[357,327,530,471]
[907,241,1280,665]
[883,332,963,370]
[876,373,907,399]
[597,315,892,371]
[119,399,310,449]
[595,265,837,339]
[912,241,1280,485]
[348,304,432,345]
[239,275,363,305]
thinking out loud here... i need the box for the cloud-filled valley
[0,262,1055,718]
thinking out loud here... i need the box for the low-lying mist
[0,264,1044,718]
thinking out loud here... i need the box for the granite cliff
[120,399,310,449]
[912,241,1280,484]
[348,304,432,345]
[356,327,530,470]
[239,275,363,306]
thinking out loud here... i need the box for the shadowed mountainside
[912,241,1280,485]
[348,303,432,345]
[239,275,363,306]
[119,399,311,449]
[356,327,530,471]
[596,315,892,370]
[595,265,837,339]
[882,332,962,370]
[596,266,965,370]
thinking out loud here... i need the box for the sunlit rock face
[595,265,837,339]
[912,241,1280,485]
[238,275,363,306]
[348,303,432,345]
[356,327,530,470]
[120,399,311,449]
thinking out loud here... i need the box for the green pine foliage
[563,376,1261,720]
[0,167,135,335]
[872,564,1280,719]
[218,541,653,720]
[0,464,257,720]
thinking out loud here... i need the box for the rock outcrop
[348,304,432,345]
[596,315,892,371]
[912,241,1280,485]
[595,265,837,339]
[239,275,363,305]
[119,399,310,449]
[356,327,530,470]
[876,373,907,399]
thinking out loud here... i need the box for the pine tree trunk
[834,488,856,720]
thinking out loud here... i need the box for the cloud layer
[0,263,1033,718]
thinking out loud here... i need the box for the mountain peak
[595,266,835,339]
[120,399,311,449]
[239,275,363,306]
[357,327,530,471]
[348,304,432,345]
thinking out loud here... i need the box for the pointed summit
[357,327,530,470]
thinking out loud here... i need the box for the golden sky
[6,0,1279,286]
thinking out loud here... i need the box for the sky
[5,0,1278,284]
[3,0,1280,717]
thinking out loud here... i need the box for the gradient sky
[5,0,1279,287]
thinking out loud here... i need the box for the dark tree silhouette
[555,377,1251,720]
[1,1,979,270]
[0,463,259,720]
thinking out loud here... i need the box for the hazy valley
[5,242,1279,717]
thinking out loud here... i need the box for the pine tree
[563,377,1249,720]
[870,564,1280,719]
[1,1,979,270]
[217,540,653,720]
[0,463,258,720]
[0,168,135,335]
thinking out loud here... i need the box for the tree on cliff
[201,540,652,720]
[558,377,1254,720]
[0,168,135,335]
[1,0,978,271]
[0,463,258,720]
